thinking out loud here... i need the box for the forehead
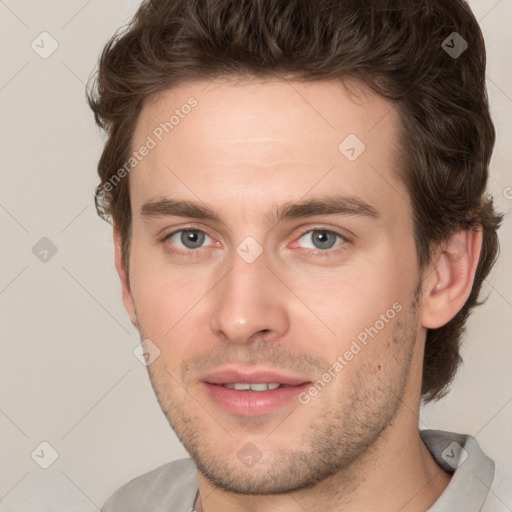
[129,77,409,225]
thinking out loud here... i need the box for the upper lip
[202,367,311,386]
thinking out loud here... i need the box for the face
[120,77,425,494]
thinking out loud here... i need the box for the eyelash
[161,226,350,258]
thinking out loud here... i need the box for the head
[88,0,502,496]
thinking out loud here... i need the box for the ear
[420,227,483,329]
[113,224,138,330]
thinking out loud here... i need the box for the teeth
[222,383,281,391]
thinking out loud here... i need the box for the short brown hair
[87,0,503,403]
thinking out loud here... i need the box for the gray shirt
[101,429,506,511]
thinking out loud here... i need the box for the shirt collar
[420,429,495,512]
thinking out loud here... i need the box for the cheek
[299,253,412,321]
[130,239,202,308]
[129,249,216,362]
[298,255,416,366]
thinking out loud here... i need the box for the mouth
[200,368,312,416]
[215,382,287,391]
[202,368,310,387]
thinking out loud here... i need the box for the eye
[163,229,214,252]
[296,229,347,252]
[161,227,349,257]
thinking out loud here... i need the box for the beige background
[0,0,511,510]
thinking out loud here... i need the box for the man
[88,0,506,510]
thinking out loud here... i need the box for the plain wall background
[0,1,511,510]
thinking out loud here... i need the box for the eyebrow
[140,195,380,224]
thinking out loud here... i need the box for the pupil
[314,231,335,249]
[182,230,204,249]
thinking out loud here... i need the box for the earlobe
[113,224,138,330]
[420,227,483,329]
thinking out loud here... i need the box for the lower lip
[202,382,311,417]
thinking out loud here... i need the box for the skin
[114,76,482,512]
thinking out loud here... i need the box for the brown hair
[87,0,503,403]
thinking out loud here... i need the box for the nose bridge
[209,242,288,344]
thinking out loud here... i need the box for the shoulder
[482,449,512,511]
[421,429,512,511]
[101,458,198,512]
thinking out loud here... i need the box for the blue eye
[297,229,346,251]
[164,229,212,251]
[162,227,348,258]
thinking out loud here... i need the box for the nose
[209,248,290,345]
